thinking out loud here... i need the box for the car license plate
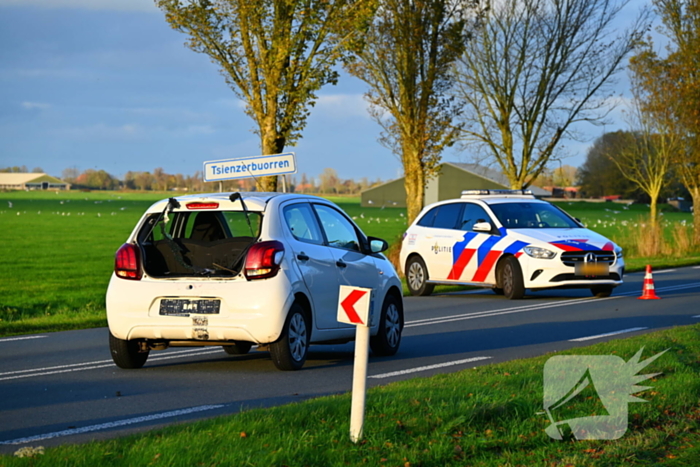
[159,299,220,316]
[575,263,609,276]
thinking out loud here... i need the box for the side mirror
[368,236,388,254]
[473,222,493,233]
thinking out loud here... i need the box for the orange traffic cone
[638,265,660,299]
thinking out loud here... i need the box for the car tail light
[186,202,219,210]
[244,241,285,280]
[115,243,142,280]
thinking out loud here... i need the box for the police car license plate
[159,299,220,316]
[575,263,609,276]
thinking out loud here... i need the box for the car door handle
[336,260,347,268]
[297,253,310,261]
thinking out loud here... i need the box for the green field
[2,324,699,466]
[0,191,698,336]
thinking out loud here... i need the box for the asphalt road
[1,266,699,452]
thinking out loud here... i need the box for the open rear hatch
[137,199,261,278]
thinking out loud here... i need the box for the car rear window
[139,210,262,277]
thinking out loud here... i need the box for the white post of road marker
[337,285,373,443]
[350,323,370,443]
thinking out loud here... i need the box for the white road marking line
[693,266,700,269]
[569,327,648,342]
[693,315,700,318]
[653,269,676,274]
[0,348,221,382]
[0,404,225,445]
[406,282,700,329]
[369,356,492,379]
[406,296,601,328]
[0,335,46,343]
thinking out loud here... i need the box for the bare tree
[157,0,371,192]
[629,0,700,242]
[611,83,678,229]
[344,0,483,223]
[454,0,649,189]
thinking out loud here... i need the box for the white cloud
[315,94,370,119]
[58,123,144,140]
[21,101,50,110]
[185,125,215,135]
[0,0,158,12]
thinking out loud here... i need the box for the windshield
[489,202,579,229]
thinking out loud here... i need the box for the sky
[0,0,650,183]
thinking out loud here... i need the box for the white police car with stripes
[399,190,624,299]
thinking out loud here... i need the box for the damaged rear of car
[106,192,403,371]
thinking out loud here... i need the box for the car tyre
[109,332,149,369]
[590,285,614,298]
[222,341,253,355]
[270,303,310,371]
[370,293,403,356]
[499,256,525,300]
[405,256,435,296]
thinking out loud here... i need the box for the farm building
[0,173,71,191]
[360,162,551,208]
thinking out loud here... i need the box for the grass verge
[3,325,699,466]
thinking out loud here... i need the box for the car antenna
[229,192,254,237]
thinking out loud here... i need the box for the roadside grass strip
[2,324,699,466]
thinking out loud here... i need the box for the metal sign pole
[350,323,370,443]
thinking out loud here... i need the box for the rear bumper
[106,273,295,344]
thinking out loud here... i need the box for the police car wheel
[222,341,253,355]
[590,285,614,298]
[270,303,309,371]
[500,256,525,300]
[109,332,149,369]
[370,294,403,356]
[405,256,435,296]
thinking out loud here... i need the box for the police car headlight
[523,246,556,259]
[615,246,624,258]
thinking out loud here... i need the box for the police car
[399,190,624,299]
[106,192,403,371]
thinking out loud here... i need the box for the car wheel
[590,285,614,298]
[405,256,435,296]
[499,256,525,300]
[109,332,149,369]
[222,341,253,355]
[269,303,310,371]
[370,294,403,356]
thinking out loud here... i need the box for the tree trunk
[690,186,700,246]
[404,157,425,225]
[649,196,658,230]
[257,125,286,192]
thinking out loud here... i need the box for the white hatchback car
[399,190,624,299]
[106,192,403,371]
